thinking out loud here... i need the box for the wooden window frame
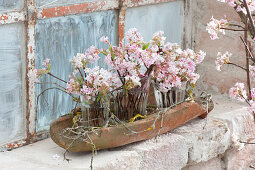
[0,0,192,147]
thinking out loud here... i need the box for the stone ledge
[1,97,255,170]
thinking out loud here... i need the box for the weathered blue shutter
[0,23,26,145]
[0,0,24,12]
[35,10,117,132]
[125,1,184,45]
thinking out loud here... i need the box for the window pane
[0,23,26,145]
[125,1,184,45]
[35,10,117,131]
[0,0,24,13]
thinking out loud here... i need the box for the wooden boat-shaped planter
[50,98,214,152]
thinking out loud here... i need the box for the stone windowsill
[0,95,255,170]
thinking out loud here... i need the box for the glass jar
[153,81,187,108]
[112,76,151,121]
[80,95,109,127]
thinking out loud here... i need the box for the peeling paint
[123,0,178,8]
[26,0,37,141]
[37,0,119,19]
[0,140,26,152]
[118,7,126,46]
[36,0,177,20]
[0,11,26,25]
[35,0,101,8]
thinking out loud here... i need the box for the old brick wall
[192,0,248,94]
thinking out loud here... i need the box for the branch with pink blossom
[207,0,255,114]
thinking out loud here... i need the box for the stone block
[172,117,230,164]
[125,133,189,170]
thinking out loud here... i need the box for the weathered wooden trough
[50,98,214,152]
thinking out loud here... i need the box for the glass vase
[80,95,109,127]
[113,76,151,121]
[153,81,187,108]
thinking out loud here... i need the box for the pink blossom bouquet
[147,31,206,108]
[34,28,205,124]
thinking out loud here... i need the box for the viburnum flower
[84,67,121,96]
[206,16,229,40]
[229,82,247,102]
[248,100,255,113]
[35,58,52,77]
[100,36,110,46]
[215,51,232,71]
[43,58,50,68]
[85,67,119,88]
[80,85,94,96]
[251,88,255,99]
[124,75,141,89]
[151,31,166,46]
[249,65,255,78]
[125,28,144,44]
[217,0,237,8]
[66,75,81,95]
[66,28,205,99]
[194,50,206,64]
[69,53,86,69]
[189,73,200,85]
[69,46,100,69]
[217,0,255,14]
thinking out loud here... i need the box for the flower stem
[229,24,245,29]
[78,68,85,82]
[241,94,251,106]
[227,63,247,71]
[243,0,255,38]
[221,28,247,31]
[48,73,67,83]
[240,141,255,144]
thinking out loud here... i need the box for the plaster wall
[192,0,248,94]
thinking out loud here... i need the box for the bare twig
[240,36,255,61]
[244,18,252,100]
[63,150,71,163]
[154,110,165,142]
[36,82,66,90]
[240,141,255,144]
[36,87,75,115]
[250,164,255,169]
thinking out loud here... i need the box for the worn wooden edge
[50,99,214,152]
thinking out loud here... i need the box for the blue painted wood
[35,0,101,8]
[0,23,26,145]
[125,1,184,45]
[35,10,117,132]
[0,0,24,12]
